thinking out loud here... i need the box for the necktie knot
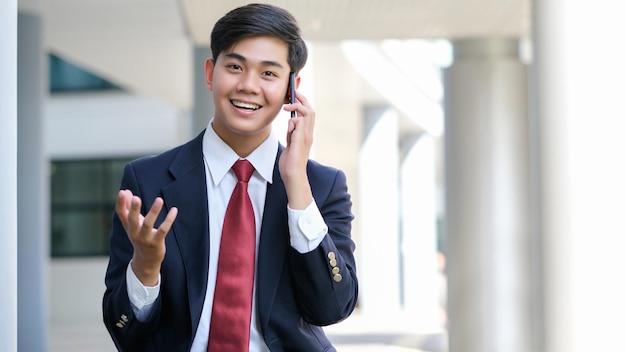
[232,159,254,183]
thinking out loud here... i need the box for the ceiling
[37,0,530,110]
[181,0,531,44]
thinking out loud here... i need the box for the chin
[227,120,271,136]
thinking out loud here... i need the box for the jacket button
[333,273,343,282]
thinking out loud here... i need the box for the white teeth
[232,100,261,110]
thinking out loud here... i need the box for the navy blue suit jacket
[103,131,358,351]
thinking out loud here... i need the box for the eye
[262,71,278,77]
[226,64,243,71]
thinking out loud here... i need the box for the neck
[211,124,269,158]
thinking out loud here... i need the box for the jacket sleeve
[102,162,163,351]
[288,168,358,326]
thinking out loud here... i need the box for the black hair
[210,3,308,73]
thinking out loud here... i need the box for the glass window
[50,158,135,257]
[49,54,122,92]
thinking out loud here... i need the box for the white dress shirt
[126,122,328,351]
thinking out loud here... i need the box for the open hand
[116,189,178,286]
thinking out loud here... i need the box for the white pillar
[533,1,626,351]
[18,10,49,352]
[444,38,532,352]
[400,134,442,331]
[0,1,18,351]
[358,106,402,315]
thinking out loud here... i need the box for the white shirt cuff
[126,261,160,321]
[288,200,328,253]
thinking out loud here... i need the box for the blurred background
[2,0,626,351]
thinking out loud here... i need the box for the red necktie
[208,159,256,352]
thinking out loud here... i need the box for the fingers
[284,90,315,141]
[157,207,178,240]
[294,90,311,108]
[115,190,133,227]
[144,198,178,241]
[116,190,140,236]
[278,90,316,182]
[116,190,177,241]
[128,195,143,235]
[284,90,313,119]
[142,197,163,233]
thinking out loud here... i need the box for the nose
[237,72,261,94]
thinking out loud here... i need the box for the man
[103,3,358,351]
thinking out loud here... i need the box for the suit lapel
[256,146,290,329]
[161,131,209,337]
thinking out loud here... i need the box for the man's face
[205,35,293,151]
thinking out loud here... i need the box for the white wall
[46,91,192,159]
[49,258,116,351]
[49,258,109,324]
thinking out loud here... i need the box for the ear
[204,59,215,91]
[295,75,301,89]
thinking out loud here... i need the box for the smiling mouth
[231,100,262,111]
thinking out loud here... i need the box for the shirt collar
[202,120,278,186]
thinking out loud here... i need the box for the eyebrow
[223,52,285,69]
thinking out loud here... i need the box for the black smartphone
[288,72,296,118]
